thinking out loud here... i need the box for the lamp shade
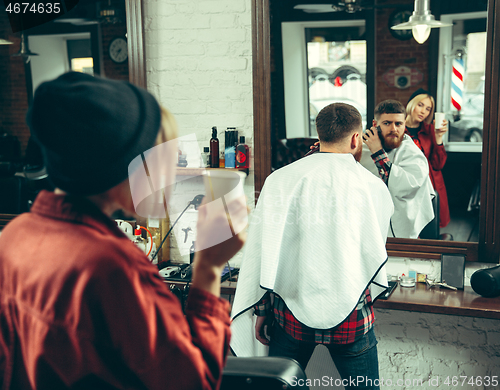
[391,0,452,44]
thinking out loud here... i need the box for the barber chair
[419,192,453,240]
[0,175,29,214]
[466,179,480,242]
[274,138,318,170]
[221,356,308,389]
[419,192,440,239]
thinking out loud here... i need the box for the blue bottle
[224,128,238,168]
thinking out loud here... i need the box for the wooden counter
[373,282,500,319]
[176,167,247,176]
[163,277,500,319]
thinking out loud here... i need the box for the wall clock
[388,10,413,41]
[108,37,128,64]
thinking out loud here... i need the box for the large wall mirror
[0,0,145,226]
[252,0,500,263]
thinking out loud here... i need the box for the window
[71,57,94,74]
[67,38,94,75]
[437,12,487,153]
[306,32,366,137]
[282,21,366,138]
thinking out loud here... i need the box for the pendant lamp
[391,0,452,44]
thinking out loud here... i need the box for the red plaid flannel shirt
[254,289,374,344]
[370,149,392,185]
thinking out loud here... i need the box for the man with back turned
[231,102,394,390]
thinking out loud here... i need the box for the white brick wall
[305,310,500,390]
[375,309,500,390]
[144,0,253,148]
[144,0,253,264]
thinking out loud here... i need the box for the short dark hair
[374,100,405,120]
[315,103,362,144]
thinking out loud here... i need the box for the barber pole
[451,57,464,111]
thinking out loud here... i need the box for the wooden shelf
[373,283,500,319]
[176,167,248,176]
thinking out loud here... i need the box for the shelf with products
[176,167,249,176]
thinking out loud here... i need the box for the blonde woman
[406,88,450,228]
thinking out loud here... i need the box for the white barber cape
[359,134,435,239]
[230,153,394,357]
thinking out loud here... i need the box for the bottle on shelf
[219,135,225,168]
[189,241,195,264]
[219,151,225,168]
[236,136,250,169]
[201,147,210,168]
[147,218,161,265]
[224,128,238,168]
[210,126,219,168]
[133,225,147,254]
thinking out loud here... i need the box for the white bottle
[133,225,147,252]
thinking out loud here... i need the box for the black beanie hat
[26,72,161,195]
[407,88,430,105]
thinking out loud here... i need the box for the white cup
[202,170,246,203]
[434,112,446,129]
[198,170,248,251]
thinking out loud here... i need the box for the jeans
[268,323,380,390]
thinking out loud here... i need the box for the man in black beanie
[0,72,247,389]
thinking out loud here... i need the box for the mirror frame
[125,0,146,88]
[251,0,500,263]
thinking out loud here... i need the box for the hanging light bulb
[412,25,431,44]
[391,0,452,44]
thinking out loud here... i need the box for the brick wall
[0,9,30,158]
[143,0,253,264]
[101,22,129,81]
[375,310,500,390]
[305,310,500,390]
[143,0,253,155]
[375,0,430,105]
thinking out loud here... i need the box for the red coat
[0,190,231,390]
[406,122,450,227]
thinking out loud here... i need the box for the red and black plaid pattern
[255,289,374,345]
[405,129,424,152]
[370,150,392,185]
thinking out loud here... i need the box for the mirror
[0,0,145,222]
[279,2,485,241]
[252,0,500,262]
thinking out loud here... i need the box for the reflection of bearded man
[359,99,435,239]
[379,129,403,152]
